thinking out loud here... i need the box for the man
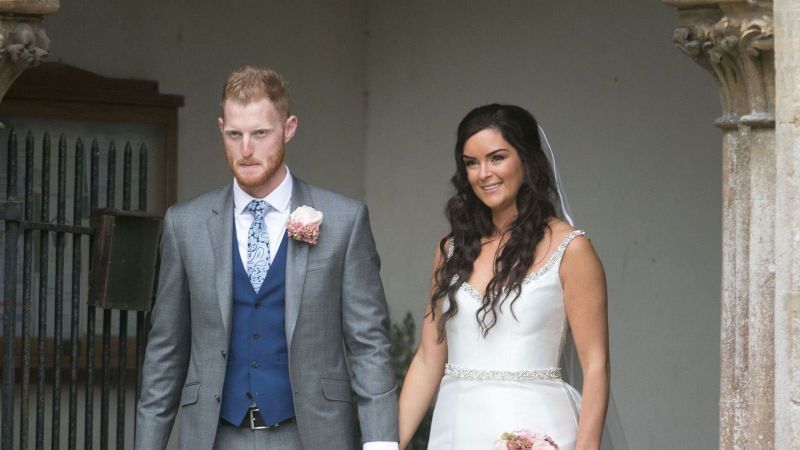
[136,66,398,449]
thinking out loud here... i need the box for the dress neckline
[460,230,586,301]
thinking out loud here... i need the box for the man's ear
[218,117,225,134]
[284,115,298,143]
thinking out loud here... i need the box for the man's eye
[226,131,242,139]
[254,130,268,137]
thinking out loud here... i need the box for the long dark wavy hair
[431,104,559,340]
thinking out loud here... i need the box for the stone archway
[662,1,798,448]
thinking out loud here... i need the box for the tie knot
[246,200,269,221]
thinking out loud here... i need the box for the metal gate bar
[134,145,147,409]
[20,131,34,450]
[100,143,115,450]
[116,144,131,450]
[52,135,66,449]
[2,130,20,450]
[68,139,84,450]
[84,140,99,450]
[35,133,51,450]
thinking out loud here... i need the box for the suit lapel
[285,178,311,349]
[207,185,234,338]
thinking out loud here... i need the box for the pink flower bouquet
[286,205,323,245]
[493,429,560,450]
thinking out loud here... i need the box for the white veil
[538,126,629,450]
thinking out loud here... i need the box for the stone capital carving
[0,20,50,65]
[667,1,774,129]
[0,0,58,102]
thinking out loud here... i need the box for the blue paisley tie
[245,200,271,292]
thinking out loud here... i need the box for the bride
[398,104,609,450]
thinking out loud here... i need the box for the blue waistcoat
[219,229,294,426]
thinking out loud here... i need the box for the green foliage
[390,312,433,450]
[390,311,417,383]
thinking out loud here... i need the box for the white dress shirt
[232,169,293,268]
[232,169,398,450]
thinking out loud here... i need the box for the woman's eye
[464,159,477,167]
[491,155,505,162]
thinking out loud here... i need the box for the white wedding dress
[428,230,586,450]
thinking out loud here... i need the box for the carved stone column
[0,0,59,101]
[662,1,777,448]
[773,1,800,448]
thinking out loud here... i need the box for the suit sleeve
[341,204,399,443]
[135,208,191,450]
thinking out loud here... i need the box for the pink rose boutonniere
[287,205,323,245]
[493,429,560,450]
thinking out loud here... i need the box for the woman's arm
[398,248,449,449]
[561,235,610,450]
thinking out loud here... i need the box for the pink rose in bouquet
[286,205,323,245]
[493,429,559,450]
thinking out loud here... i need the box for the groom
[135,66,398,449]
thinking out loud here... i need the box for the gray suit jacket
[135,178,398,449]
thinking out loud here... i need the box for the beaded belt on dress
[444,363,561,381]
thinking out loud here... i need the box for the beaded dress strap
[521,229,586,284]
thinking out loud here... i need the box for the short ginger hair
[221,66,290,118]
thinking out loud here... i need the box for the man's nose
[241,135,255,157]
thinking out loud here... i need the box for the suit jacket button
[251,362,259,368]
[221,350,227,359]
[214,394,221,402]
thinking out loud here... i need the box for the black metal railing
[1,128,152,450]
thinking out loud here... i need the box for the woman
[399,104,609,450]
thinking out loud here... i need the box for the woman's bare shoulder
[547,217,577,239]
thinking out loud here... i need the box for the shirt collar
[232,166,293,214]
